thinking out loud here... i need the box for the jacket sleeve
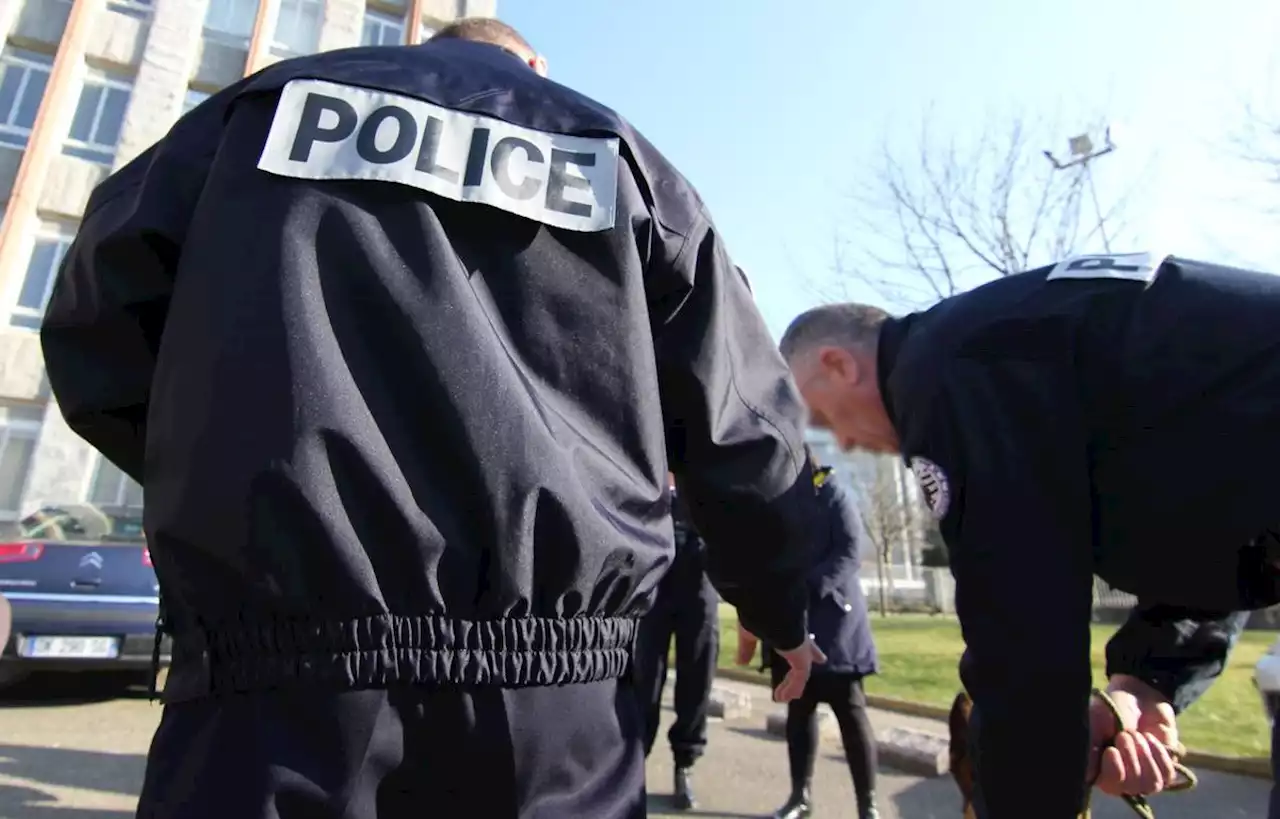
[651,209,814,653]
[807,480,863,601]
[40,90,228,482]
[1105,604,1249,713]
[914,362,1095,819]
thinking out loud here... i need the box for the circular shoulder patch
[909,456,951,520]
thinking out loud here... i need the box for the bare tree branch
[840,109,1129,308]
[851,455,927,616]
[1236,102,1280,183]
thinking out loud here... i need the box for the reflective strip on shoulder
[1045,251,1169,284]
[257,78,621,233]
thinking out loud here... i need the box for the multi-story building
[0,0,494,532]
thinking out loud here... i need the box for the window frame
[203,0,259,47]
[361,10,405,47]
[85,454,144,509]
[182,88,211,116]
[0,404,43,521]
[10,226,75,330]
[62,71,132,166]
[107,0,153,20]
[270,0,323,57]
[0,50,53,150]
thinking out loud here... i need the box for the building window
[107,0,152,20]
[182,88,211,115]
[87,455,143,508]
[63,73,131,165]
[361,10,404,46]
[0,50,51,150]
[11,227,73,330]
[204,0,258,47]
[271,0,322,56]
[0,403,42,521]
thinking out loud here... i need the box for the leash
[1082,688,1198,819]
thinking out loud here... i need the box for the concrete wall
[115,0,209,168]
[22,398,96,508]
[10,0,69,49]
[0,329,46,401]
[460,0,495,17]
[318,0,364,52]
[83,6,148,70]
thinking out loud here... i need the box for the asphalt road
[0,672,1269,819]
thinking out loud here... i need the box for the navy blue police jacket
[38,38,816,702]
[804,468,877,676]
[878,252,1280,819]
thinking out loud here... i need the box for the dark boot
[772,786,812,819]
[858,794,880,819]
[673,766,697,810]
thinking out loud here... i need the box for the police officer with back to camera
[634,471,720,810]
[39,18,826,819]
[777,250,1280,819]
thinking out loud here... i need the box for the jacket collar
[875,313,914,433]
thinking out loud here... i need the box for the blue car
[0,503,170,688]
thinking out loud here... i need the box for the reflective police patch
[1045,251,1168,284]
[909,456,951,520]
[257,79,621,233]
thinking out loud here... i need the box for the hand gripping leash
[1082,688,1198,819]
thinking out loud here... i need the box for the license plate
[21,636,120,659]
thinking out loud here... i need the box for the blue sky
[502,0,1280,338]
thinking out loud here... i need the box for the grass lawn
[715,604,1275,759]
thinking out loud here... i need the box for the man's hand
[1088,674,1181,797]
[773,635,826,703]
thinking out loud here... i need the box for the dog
[948,691,980,819]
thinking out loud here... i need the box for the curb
[715,669,1272,781]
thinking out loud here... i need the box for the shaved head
[780,302,900,454]
[431,17,537,60]
[779,303,891,362]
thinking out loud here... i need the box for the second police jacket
[878,252,1280,819]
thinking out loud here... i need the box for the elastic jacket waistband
[162,613,638,702]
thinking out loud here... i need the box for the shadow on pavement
[892,776,965,818]
[0,673,152,709]
[0,742,145,803]
[0,780,133,819]
[726,725,780,743]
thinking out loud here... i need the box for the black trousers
[135,678,646,819]
[634,541,719,768]
[1269,700,1280,819]
[771,663,878,809]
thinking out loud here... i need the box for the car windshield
[16,505,145,543]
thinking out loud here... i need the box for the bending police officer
[635,472,720,811]
[41,19,825,819]
[779,251,1280,819]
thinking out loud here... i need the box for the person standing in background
[740,449,880,819]
[635,472,721,810]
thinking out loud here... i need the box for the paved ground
[647,676,1272,819]
[0,672,1267,818]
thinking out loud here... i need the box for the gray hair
[778,303,892,361]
